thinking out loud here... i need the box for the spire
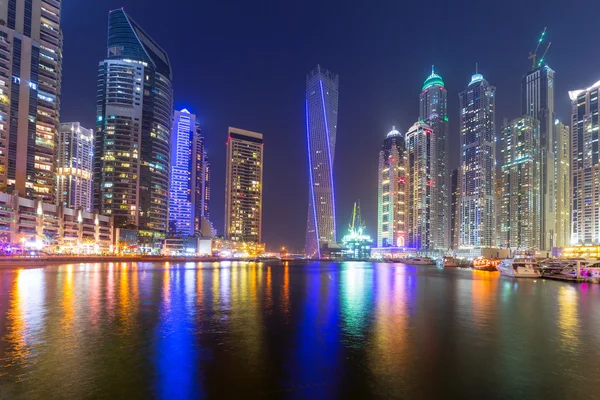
[422,66,445,91]
[469,63,484,85]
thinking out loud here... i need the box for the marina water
[1,261,599,399]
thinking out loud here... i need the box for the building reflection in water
[340,262,373,343]
[287,263,342,398]
[558,286,580,351]
[4,269,45,375]
[1,262,600,398]
[154,264,201,398]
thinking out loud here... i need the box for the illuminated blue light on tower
[305,65,339,258]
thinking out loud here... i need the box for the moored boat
[497,258,542,278]
[472,257,501,271]
[443,256,458,267]
[402,257,436,265]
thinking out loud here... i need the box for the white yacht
[443,256,459,267]
[497,258,542,278]
[403,257,436,265]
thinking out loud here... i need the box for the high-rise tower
[459,71,496,248]
[225,127,263,243]
[95,9,173,233]
[499,117,541,250]
[305,65,339,257]
[0,0,62,201]
[406,121,434,250]
[169,109,207,237]
[56,122,93,212]
[377,127,408,248]
[522,64,556,250]
[450,169,460,250]
[555,120,570,247]
[569,80,600,246]
[419,67,448,250]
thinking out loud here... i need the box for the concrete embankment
[0,256,222,269]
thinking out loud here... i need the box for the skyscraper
[377,127,408,248]
[169,109,207,237]
[499,117,541,250]
[94,9,173,234]
[55,122,93,212]
[193,132,211,232]
[406,121,434,250]
[555,120,570,247]
[0,1,62,201]
[450,168,460,250]
[225,127,263,243]
[522,64,555,250]
[569,80,600,246]
[305,65,339,257]
[459,71,496,248]
[419,67,448,250]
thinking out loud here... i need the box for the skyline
[60,1,600,250]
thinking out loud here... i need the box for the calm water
[0,262,599,399]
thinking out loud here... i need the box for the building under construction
[341,202,372,260]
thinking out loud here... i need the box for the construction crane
[528,27,551,69]
[348,201,365,234]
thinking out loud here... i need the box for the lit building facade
[0,192,113,254]
[450,168,460,249]
[522,64,556,250]
[377,127,407,248]
[56,122,93,211]
[225,127,263,243]
[305,65,339,258]
[419,67,448,249]
[459,72,496,248]
[0,1,62,202]
[94,9,173,234]
[555,120,570,247]
[168,109,209,237]
[570,80,600,245]
[499,116,541,250]
[169,110,194,236]
[406,121,434,250]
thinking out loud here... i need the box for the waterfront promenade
[0,255,219,268]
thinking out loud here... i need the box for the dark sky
[61,0,600,252]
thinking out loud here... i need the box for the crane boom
[528,27,547,69]
[537,42,552,67]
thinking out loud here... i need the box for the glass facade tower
[225,127,263,243]
[569,80,600,245]
[499,117,541,250]
[377,127,408,248]
[419,67,448,250]
[169,109,194,236]
[94,9,173,233]
[56,122,93,212]
[406,121,434,250]
[305,65,339,258]
[168,109,209,237]
[521,65,556,250]
[459,72,496,248]
[0,0,62,202]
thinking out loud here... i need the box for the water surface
[1,262,599,399]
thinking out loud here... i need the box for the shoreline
[0,256,223,269]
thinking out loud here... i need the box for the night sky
[61,0,600,252]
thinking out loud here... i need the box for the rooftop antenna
[475,62,478,74]
[431,65,435,75]
[528,27,547,69]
